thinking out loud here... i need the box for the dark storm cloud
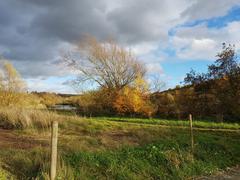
[0,0,59,61]
[0,0,115,78]
[0,0,113,78]
[27,0,113,42]
[0,0,239,80]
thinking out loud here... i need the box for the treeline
[152,44,240,122]
[68,80,154,117]
[1,37,239,123]
[68,42,240,122]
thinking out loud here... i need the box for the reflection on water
[50,104,77,110]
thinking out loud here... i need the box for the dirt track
[0,129,49,149]
[197,166,240,180]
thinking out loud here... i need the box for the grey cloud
[182,0,240,21]
[107,0,188,44]
[13,59,69,78]
[0,0,239,81]
[29,0,112,42]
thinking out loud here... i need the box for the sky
[0,0,240,93]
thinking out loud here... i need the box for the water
[50,104,77,110]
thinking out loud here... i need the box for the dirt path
[197,166,240,180]
[0,129,49,149]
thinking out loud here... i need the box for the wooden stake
[189,114,194,160]
[50,121,58,180]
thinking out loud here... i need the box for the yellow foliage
[36,92,63,107]
[0,92,46,109]
[113,86,155,117]
[133,74,149,93]
[0,61,26,92]
[0,59,47,109]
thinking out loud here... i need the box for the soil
[197,165,240,180]
[0,129,49,149]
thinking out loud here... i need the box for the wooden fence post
[189,114,194,161]
[50,121,58,180]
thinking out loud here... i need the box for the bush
[0,91,46,109]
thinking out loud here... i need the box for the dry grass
[0,108,59,129]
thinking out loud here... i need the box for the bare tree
[62,36,146,90]
[149,75,166,92]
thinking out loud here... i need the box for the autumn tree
[0,60,27,106]
[0,61,26,92]
[62,36,146,91]
[209,44,240,121]
[184,43,240,121]
[75,89,117,116]
[113,76,155,117]
[151,91,180,119]
[61,36,156,117]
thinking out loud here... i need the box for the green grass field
[91,116,240,130]
[0,113,240,179]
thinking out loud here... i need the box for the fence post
[50,121,58,180]
[189,114,194,161]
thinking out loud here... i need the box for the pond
[49,104,77,110]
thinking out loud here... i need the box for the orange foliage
[113,77,155,117]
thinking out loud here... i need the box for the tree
[208,43,239,79]
[0,61,26,92]
[62,36,146,90]
[183,43,240,121]
[151,92,179,119]
[149,75,166,92]
[113,76,155,117]
[0,60,27,107]
[209,44,240,121]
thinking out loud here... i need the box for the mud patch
[0,129,49,149]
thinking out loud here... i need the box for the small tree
[0,60,27,106]
[0,61,26,92]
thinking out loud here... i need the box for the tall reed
[0,107,59,129]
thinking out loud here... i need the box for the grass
[0,147,75,180]
[0,167,14,180]
[63,131,240,179]
[0,111,240,179]
[91,116,240,130]
[0,107,61,129]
